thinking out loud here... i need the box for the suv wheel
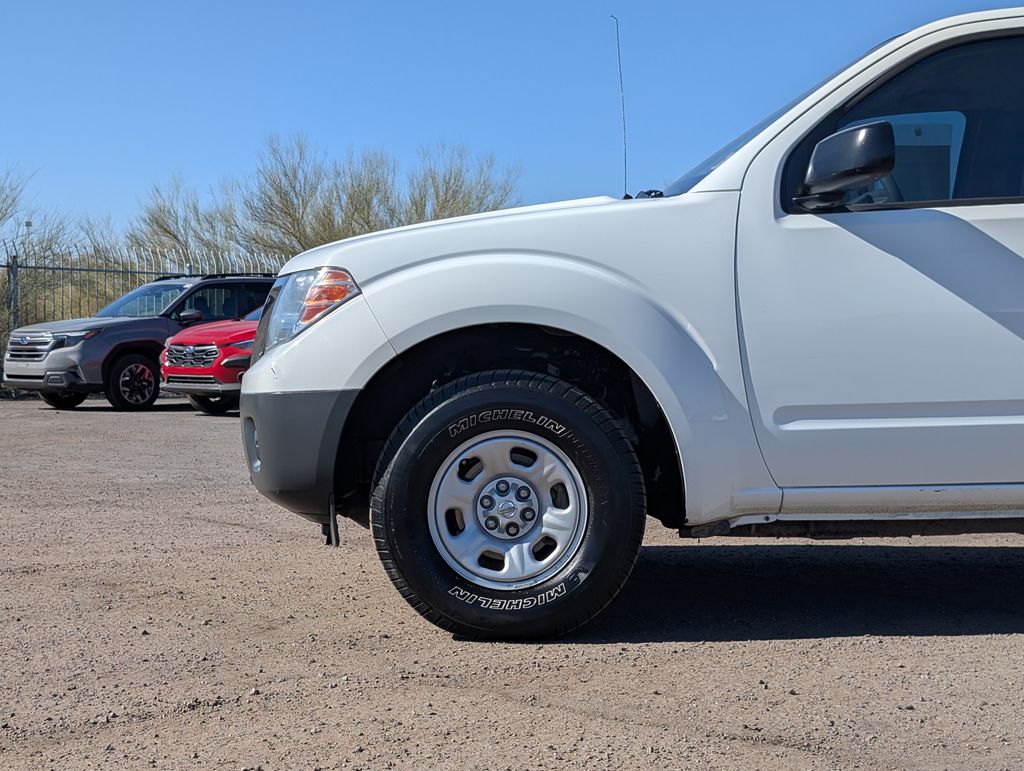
[39,392,87,410]
[105,354,159,411]
[187,394,239,414]
[371,370,646,640]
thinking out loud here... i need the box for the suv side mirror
[794,121,896,211]
[178,309,204,325]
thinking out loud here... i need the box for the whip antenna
[611,14,628,198]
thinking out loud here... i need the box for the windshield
[96,283,186,318]
[244,306,263,321]
[663,40,896,197]
[663,106,797,196]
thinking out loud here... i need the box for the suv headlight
[53,329,100,348]
[253,267,359,361]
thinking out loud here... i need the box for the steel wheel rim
[120,363,155,404]
[427,430,588,591]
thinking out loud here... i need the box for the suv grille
[166,344,218,368]
[6,332,55,362]
[166,374,217,385]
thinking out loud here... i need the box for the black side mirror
[795,121,896,211]
[178,309,204,325]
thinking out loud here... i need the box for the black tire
[371,370,646,640]
[187,394,239,414]
[105,354,159,411]
[39,392,87,410]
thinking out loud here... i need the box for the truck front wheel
[371,370,646,640]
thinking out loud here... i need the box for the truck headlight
[253,267,359,360]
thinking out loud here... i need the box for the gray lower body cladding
[3,348,103,393]
[241,389,358,521]
[2,369,102,393]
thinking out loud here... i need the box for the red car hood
[168,319,258,346]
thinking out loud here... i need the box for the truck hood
[278,195,623,279]
[10,316,142,336]
[168,319,258,346]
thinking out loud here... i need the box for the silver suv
[3,274,273,410]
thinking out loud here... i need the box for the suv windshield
[96,283,187,318]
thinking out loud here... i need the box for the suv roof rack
[200,272,277,279]
[151,272,276,282]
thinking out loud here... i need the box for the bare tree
[126,177,234,260]
[0,169,26,234]
[0,170,79,345]
[229,136,341,255]
[404,144,519,224]
[78,215,121,254]
[335,150,402,237]
[0,169,73,258]
[123,136,521,259]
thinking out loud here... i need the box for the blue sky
[0,0,1010,227]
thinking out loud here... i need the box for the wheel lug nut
[521,508,536,522]
[480,495,494,510]
[515,486,531,501]
[484,516,499,531]
[495,480,510,495]
[505,522,520,537]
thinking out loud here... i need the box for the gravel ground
[3,397,1024,769]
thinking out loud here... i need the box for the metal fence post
[8,251,18,332]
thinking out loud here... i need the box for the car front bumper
[3,347,103,393]
[2,367,101,393]
[161,377,242,396]
[240,389,358,521]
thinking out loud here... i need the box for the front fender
[361,253,779,524]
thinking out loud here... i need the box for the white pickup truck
[241,8,1024,638]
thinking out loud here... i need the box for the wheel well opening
[102,344,163,382]
[335,323,685,529]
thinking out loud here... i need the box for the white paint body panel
[248,192,781,523]
[736,14,1024,505]
[244,7,1024,526]
[241,295,396,394]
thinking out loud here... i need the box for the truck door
[737,31,1024,489]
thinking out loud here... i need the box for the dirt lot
[3,398,1024,769]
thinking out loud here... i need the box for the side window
[788,34,1024,208]
[181,283,248,322]
[840,112,966,204]
[244,282,273,315]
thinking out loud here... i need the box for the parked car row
[2,272,274,413]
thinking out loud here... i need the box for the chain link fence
[0,241,284,387]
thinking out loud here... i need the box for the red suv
[160,307,260,413]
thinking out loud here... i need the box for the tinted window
[245,282,272,315]
[804,35,1024,207]
[180,283,261,322]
